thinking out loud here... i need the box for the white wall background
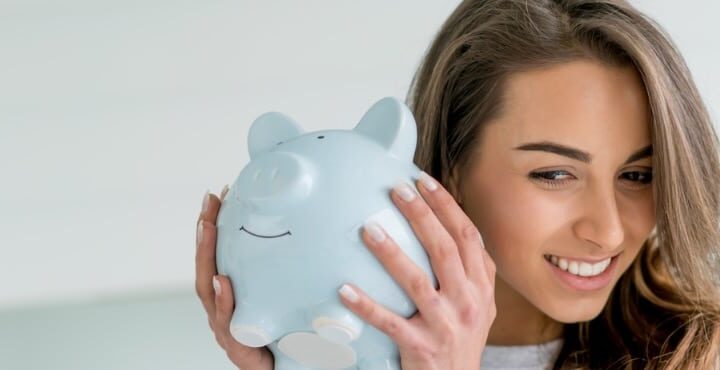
[0,1,717,369]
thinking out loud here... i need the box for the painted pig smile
[239,225,292,239]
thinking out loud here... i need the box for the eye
[317,135,325,139]
[528,169,654,189]
[528,170,574,188]
[620,170,653,187]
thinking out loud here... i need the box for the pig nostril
[253,170,261,181]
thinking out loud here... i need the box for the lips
[545,253,620,291]
[239,226,291,239]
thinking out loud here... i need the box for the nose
[572,183,625,251]
[235,152,315,214]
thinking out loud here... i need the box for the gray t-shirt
[480,338,564,370]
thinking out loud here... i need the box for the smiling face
[453,60,656,333]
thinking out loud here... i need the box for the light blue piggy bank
[216,97,437,370]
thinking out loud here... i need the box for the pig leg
[270,335,358,370]
[228,307,285,348]
[309,302,365,344]
[271,351,316,370]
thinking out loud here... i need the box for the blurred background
[0,0,717,369]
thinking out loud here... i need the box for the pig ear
[248,112,305,158]
[353,97,417,161]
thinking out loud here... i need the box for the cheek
[615,191,656,267]
[624,190,656,239]
[464,177,568,263]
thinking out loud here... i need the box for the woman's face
[454,60,656,324]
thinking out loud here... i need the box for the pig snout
[235,152,314,213]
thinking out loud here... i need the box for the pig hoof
[312,317,361,343]
[278,332,356,369]
[230,325,272,347]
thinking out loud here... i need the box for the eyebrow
[513,141,653,165]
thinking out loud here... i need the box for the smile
[239,226,292,239]
[544,253,620,291]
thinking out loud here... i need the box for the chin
[543,297,608,324]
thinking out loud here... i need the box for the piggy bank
[216,97,437,370]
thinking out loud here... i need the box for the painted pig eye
[317,135,325,139]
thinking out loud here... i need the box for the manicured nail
[197,221,205,247]
[212,276,222,296]
[221,184,229,199]
[418,171,438,191]
[363,220,386,243]
[201,189,210,214]
[393,182,416,202]
[338,284,359,303]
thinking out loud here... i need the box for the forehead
[483,60,651,156]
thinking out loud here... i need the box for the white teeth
[578,262,593,277]
[568,261,579,275]
[592,260,610,275]
[559,258,568,270]
[546,254,612,277]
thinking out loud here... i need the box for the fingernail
[363,220,386,243]
[213,276,222,296]
[393,182,416,202]
[338,284,359,303]
[201,189,210,214]
[221,184,229,198]
[197,221,205,247]
[418,171,438,191]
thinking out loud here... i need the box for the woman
[195,0,720,368]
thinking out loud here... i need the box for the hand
[337,173,497,370]
[195,186,274,370]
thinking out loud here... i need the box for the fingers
[388,177,468,297]
[197,188,224,226]
[213,275,235,348]
[195,186,225,317]
[196,219,218,316]
[361,220,448,326]
[412,172,490,287]
[337,283,420,347]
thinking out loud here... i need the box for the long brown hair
[406,0,720,368]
